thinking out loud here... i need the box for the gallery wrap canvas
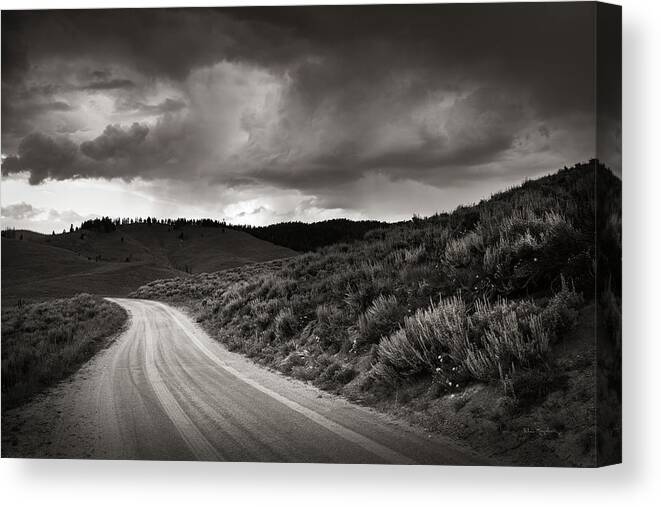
[0,2,621,467]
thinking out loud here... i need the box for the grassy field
[1,294,128,409]
[132,161,621,465]
[1,224,296,303]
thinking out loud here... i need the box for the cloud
[20,101,73,113]
[1,201,42,220]
[91,70,111,80]
[235,205,268,218]
[0,4,612,219]
[80,78,136,91]
[80,123,149,160]
[1,63,592,195]
[1,95,75,142]
[47,208,88,223]
[2,132,79,184]
[0,199,98,233]
[217,81,537,192]
[2,5,597,112]
[118,98,187,116]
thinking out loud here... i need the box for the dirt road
[2,298,484,464]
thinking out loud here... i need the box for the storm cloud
[80,123,149,161]
[80,78,136,91]
[2,132,79,184]
[1,4,615,225]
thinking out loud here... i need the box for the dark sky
[1,3,615,232]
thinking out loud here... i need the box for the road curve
[3,298,485,464]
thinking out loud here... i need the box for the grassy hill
[132,161,621,466]
[1,224,296,303]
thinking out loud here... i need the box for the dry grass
[1,294,128,409]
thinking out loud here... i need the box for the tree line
[74,216,390,252]
[79,217,229,233]
[231,219,390,252]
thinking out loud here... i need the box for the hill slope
[1,224,296,302]
[232,219,390,252]
[132,161,621,466]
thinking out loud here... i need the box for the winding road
[2,299,484,464]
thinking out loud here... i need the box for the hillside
[1,224,296,302]
[232,219,390,252]
[132,161,621,466]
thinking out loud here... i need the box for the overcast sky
[1,4,617,234]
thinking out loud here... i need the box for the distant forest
[44,216,391,252]
[231,219,390,252]
[78,216,228,233]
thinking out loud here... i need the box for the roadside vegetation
[1,294,128,409]
[132,161,621,465]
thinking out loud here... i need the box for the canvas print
[1,2,621,466]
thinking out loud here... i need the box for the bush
[463,299,550,382]
[540,277,583,341]
[481,209,589,296]
[374,285,581,389]
[445,231,483,267]
[375,296,468,380]
[350,294,405,349]
[313,303,347,347]
[317,360,357,389]
[404,245,426,264]
[248,298,279,329]
[274,307,298,340]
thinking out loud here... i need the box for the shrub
[404,244,426,264]
[317,360,357,389]
[350,294,405,349]
[540,277,583,341]
[374,284,581,389]
[274,307,298,340]
[445,231,483,267]
[375,296,468,380]
[482,209,589,296]
[244,297,284,332]
[313,303,347,347]
[278,351,305,374]
[344,282,381,316]
[463,299,550,382]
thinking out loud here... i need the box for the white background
[1,0,659,505]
